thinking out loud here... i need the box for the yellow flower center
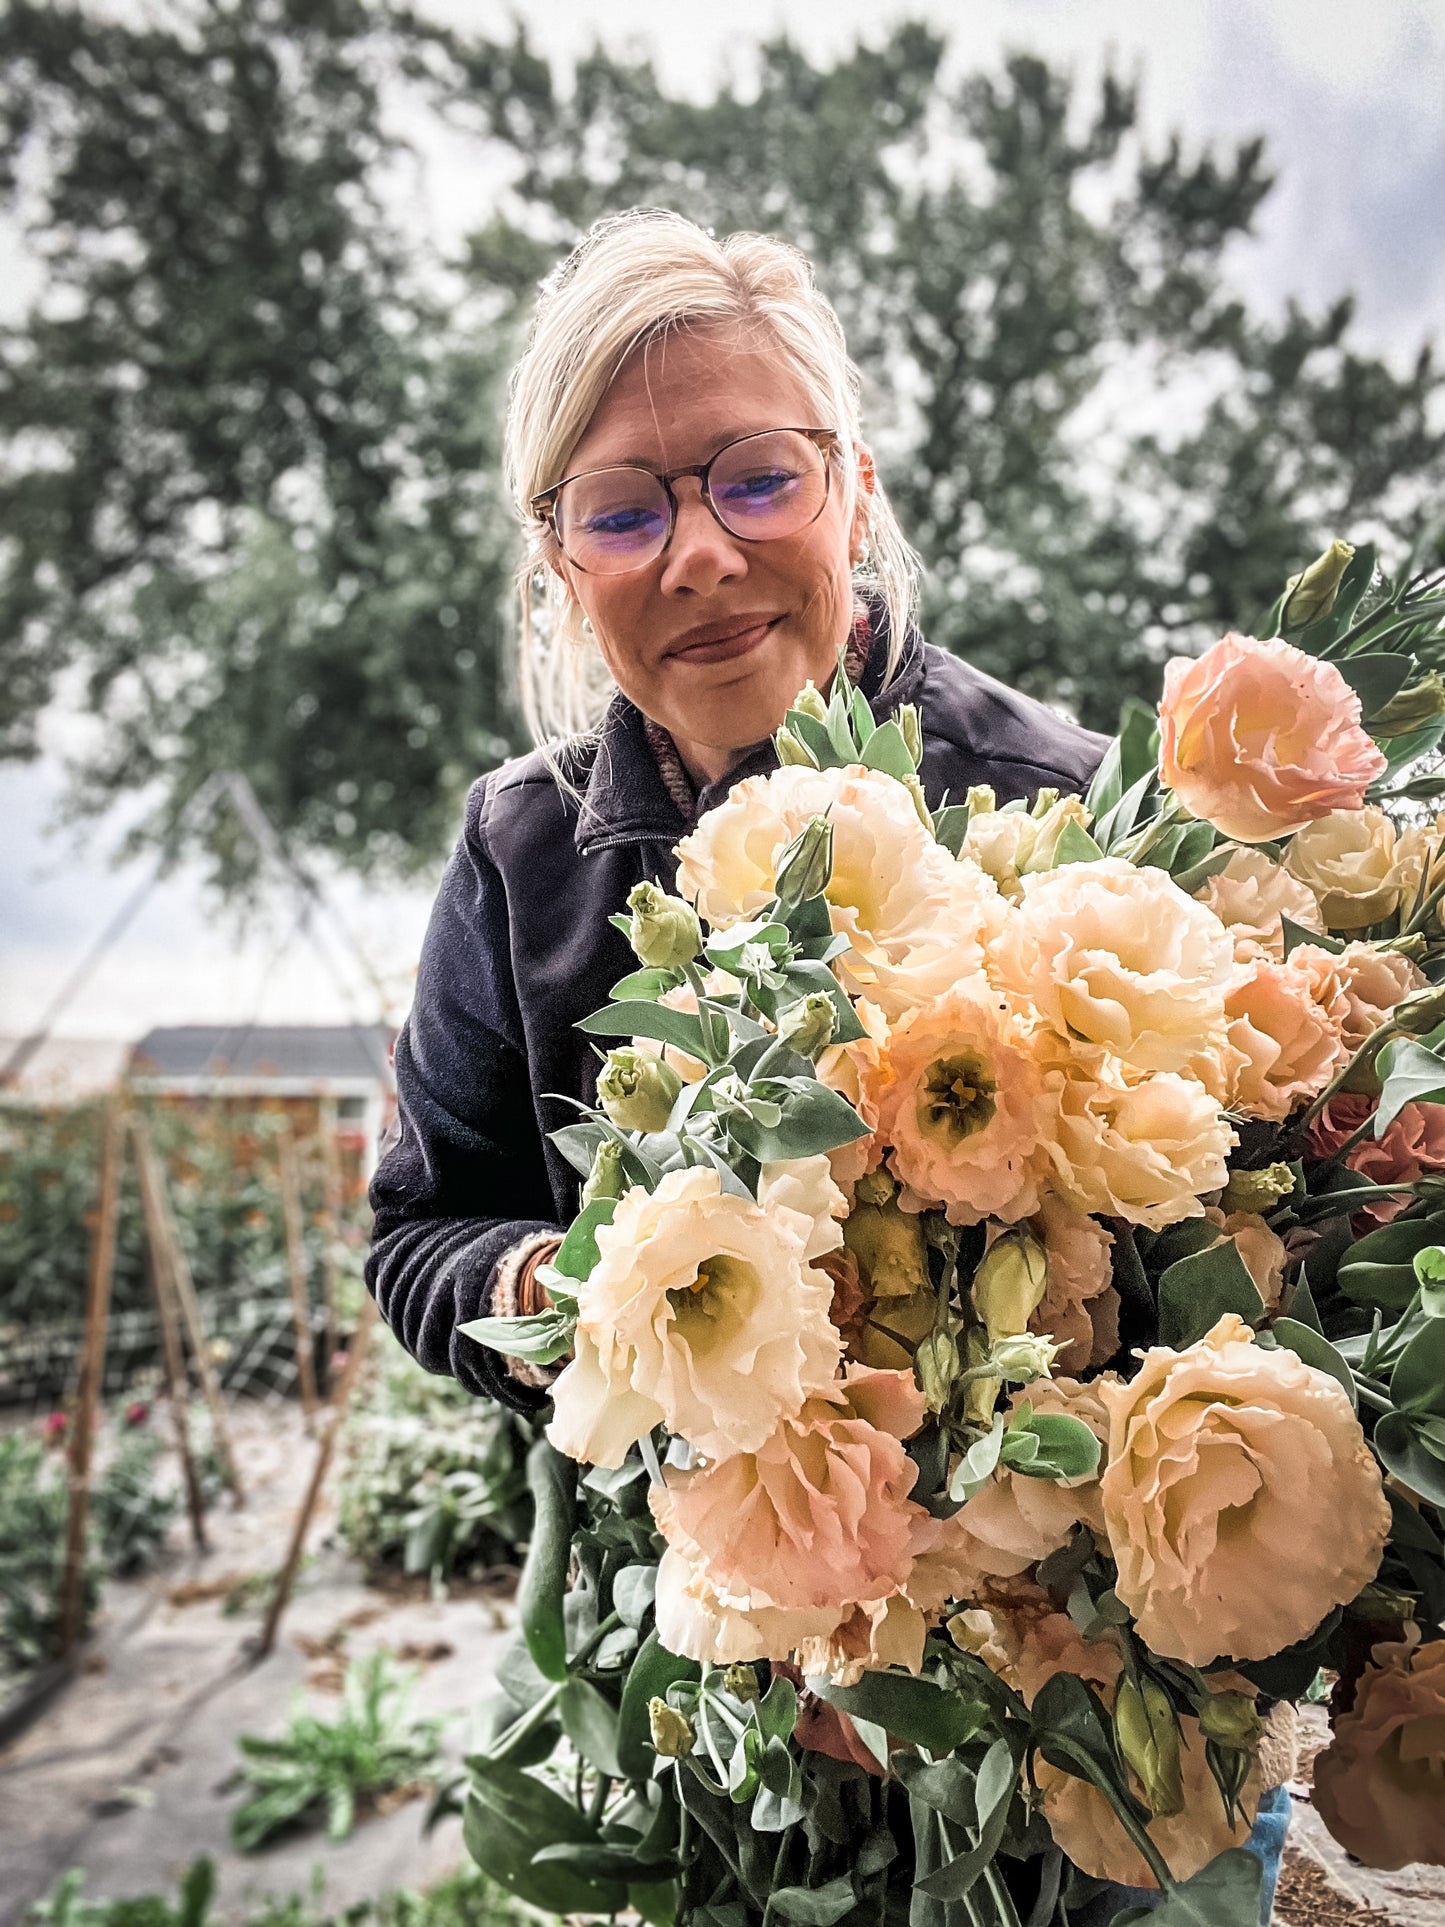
[668,1253,760,1334]
[920,1052,997,1144]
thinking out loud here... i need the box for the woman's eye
[718,467,797,502]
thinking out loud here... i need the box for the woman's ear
[850,444,877,563]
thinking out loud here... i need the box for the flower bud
[897,703,923,767]
[792,683,829,725]
[1370,671,1445,738]
[1029,787,1061,819]
[843,1185,932,1298]
[1282,539,1355,629]
[987,1330,1062,1385]
[626,880,702,970]
[854,1170,896,1207]
[962,1328,1001,1426]
[1114,1676,1185,1819]
[915,1326,961,1414]
[648,1698,695,1758]
[776,727,819,768]
[1195,1691,1263,1753]
[971,1230,1048,1341]
[581,1137,627,1207]
[965,784,998,817]
[902,772,933,831]
[777,991,837,1057]
[775,815,834,908]
[597,1047,683,1134]
[722,1663,760,1704]
[1393,981,1445,1037]
[1218,1162,1296,1216]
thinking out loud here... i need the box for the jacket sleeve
[365,776,562,1414]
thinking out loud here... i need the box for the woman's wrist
[490,1231,566,1389]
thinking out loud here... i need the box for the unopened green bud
[843,1184,931,1298]
[897,704,923,767]
[597,1048,683,1134]
[1195,1691,1262,1753]
[1370,671,1445,738]
[902,772,933,831]
[1029,787,1061,819]
[962,1328,1001,1426]
[648,1698,695,1758]
[775,815,833,908]
[626,881,702,970]
[965,784,998,817]
[915,1326,961,1415]
[1219,1162,1296,1216]
[777,991,837,1058]
[791,683,829,726]
[1393,981,1445,1037]
[581,1137,627,1207]
[776,727,819,768]
[971,1231,1049,1341]
[987,1330,1062,1385]
[1115,1677,1185,1819]
[1283,539,1355,630]
[722,1663,760,1704]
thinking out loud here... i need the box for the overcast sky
[3,0,1443,1050]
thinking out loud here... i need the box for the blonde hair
[503,207,919,747]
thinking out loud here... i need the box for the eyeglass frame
[530,426,842,574]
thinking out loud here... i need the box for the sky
[3,0,1443,1054]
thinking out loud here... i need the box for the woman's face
[553,323,873,783]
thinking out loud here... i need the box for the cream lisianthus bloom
[1196,846,1324,962]
[873,976,1048,1225]
[1284,806,1406,930]
[1032,1041,1234,1228]
[546,1168,841,1469]
[1216,952,1349,1122]
[1330,941,1427,1053]
[756,1155,848,1262]
[1313,1638,1445,1869]
[988,859,1234,1075]
[674,763,1004,1003]
[1099,1314,1391,1664]
[960,787,1094,902]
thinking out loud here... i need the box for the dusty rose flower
[1196,846,1324,961]
[874,977,1047,1225]
[547,1168,840,1468]
[988,859,1233,1076]
[1217,954,1348,1122]
[1033,1042,1233,1228]
[1285,807,1406,931]
[816,997,888,1191]
[1158,632,1386,842]
[650,1366,927,1614]
[1028,1194,1119,1371]
[1332,942,1427,1053]
[1099,1314,1391,1664]
[1202,1206,1287,1310]
[1307,1093,1445,1228]
[1313,1638,1445,1869]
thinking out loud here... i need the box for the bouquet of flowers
[459,540,1445,1927]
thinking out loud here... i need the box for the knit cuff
[1258,1700,1301,1792]
[491,1230,565,1391]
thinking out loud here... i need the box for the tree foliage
[2,3,1442,883]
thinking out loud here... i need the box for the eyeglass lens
[553,429,828,575]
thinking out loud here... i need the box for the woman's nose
[658,479,748,595]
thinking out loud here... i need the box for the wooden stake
[132,1116,208,1553]
[276,1120,319,1415]
[133,1112,245,1506]
[318,1094,342,1387]
[60,1097,125,1653]
[253,1293,378,1660]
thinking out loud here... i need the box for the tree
[2,9,1442,886]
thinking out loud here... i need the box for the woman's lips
[668,616,782,666]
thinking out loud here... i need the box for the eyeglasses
[532,427,839,576]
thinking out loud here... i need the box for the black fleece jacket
[365,617,1108,1412]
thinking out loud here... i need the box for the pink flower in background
[123,1400,150,1427]
[1313,1638,1445,1869]
[1158,633,1386,842]
[1307,1093,1445,1227]
[43,1411,67,1443]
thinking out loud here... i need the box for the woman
[366,208,1293,1925]
[367,207,1104,1409]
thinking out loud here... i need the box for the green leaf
[551,1196,618,1283]
[724,1078,869,1162]
[1282,914,1342,957]
[1373,1411,1445,1505]
[768,1877,856,1926]
[784,709,841,769]
[1117,697,1162,789]
[1373,1037,1445,1137]
[775,960,868,1045]
[1114,1848,1263,1926]
[532,1841,676,1881]
[1086,736,1124,818]
[859,719,915,780]
[1270,1319,1357,1408]
[613,1563,658,1630]
[1335,652,1413,719]
[1157,1241,1264,1349]
[463,1770,624,1915]
[1339,1216,1445,1312]
[807,1670,988,1753]
[1092,769,1155,855]
[948,1418,1004,1501]
[1391,1317,1445,1417]
[755,1674,798,1745]
[559,1678,625,1779]
[1238,1608,1342,1697]
[933,802,969,855]
[1413,1245,1445,1316]
[611,966,684,1001]
[577,999,713,1061]
[1052,818,1105,865]
[912,1737,1020,1901]
[518,1440,576,1683]
[1002,1410,1102,1482]
[457,1308,575,1365]
[616,1633,700,1780]
[629,1878,679,1927]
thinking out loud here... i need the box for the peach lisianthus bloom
[653,1544,840,1665]
[546,1167,840,1469]
[1158,632,1386,842]
[1216,953,1349,1122]
[816,997,888,1191]
[1284,806,1406,931]
[1032,1042,1234,1229]
[1332,942,1427,1053]
[988,859,1234,1076]
[1202,1207,1287,1311]
[1195,846,1324,962]
[873,976,1048,1225]
[1307,1093,1445,1228]
[1099,1314,1391,1664]
[863,857,1009,1020]
[1313,1638,1445,1869]
[1028,1194,1119,1372]
[649,1365,927,1615]
[756,1156,848,1263]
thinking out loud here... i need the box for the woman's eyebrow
[576,423,779,472]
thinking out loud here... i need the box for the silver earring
[580,615,595,639]
[853,542,872,573]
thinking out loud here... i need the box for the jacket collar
[573,600,924,856]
